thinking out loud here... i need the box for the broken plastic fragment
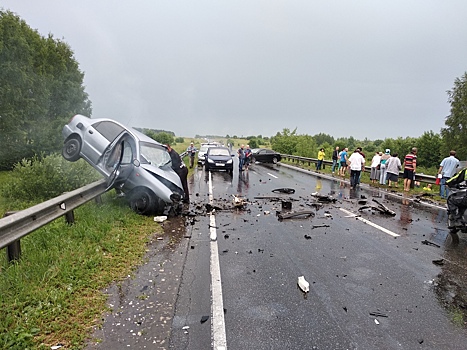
[154,216,168,223]
[374,319,380,325]
[298,276,310,293]
[182,325,189,330]
[200,315,209,323]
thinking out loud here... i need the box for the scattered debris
[282,200,292,210]
[298,276,310,293]
[432,259,445,266]
[312,224,330,229]
[277,210,315,220]
[272,188,296,194]
[358,199,396,216]
[232,194,245,208]
[200,315,209,323]
[311,192,337,202]
[374,319,380,325]
[421,240,440,248]
[304,234,312,240]
[264,210,270,215]
[369,311,388,318]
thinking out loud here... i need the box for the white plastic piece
[297,276,310,293]
[154,216,168,223]
[374,319,380,325]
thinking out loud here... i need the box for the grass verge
[0,193,161,349]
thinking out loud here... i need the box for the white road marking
[267,172,278,178]
[208,171,228,349]
[339,208,400,237]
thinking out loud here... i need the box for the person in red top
[403,147,417,192]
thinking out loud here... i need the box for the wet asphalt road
[88,160,467,350]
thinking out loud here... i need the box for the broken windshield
[140,142,171,167]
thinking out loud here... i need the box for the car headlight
[208,158,215,163]
[227,159,233,164]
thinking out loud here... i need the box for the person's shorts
[387,173,399,182]
[340,161,347,167]
[403,169,414,179]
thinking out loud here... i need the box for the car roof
[75,114,166,148]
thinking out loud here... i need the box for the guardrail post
[65,211,75,225]
[3,211,21,263]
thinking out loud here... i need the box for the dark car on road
[204,147,233,174]
[62,114,185,215]
[251,148,282,164]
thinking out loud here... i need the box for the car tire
[272,157,278,164]
[62,136,81,162]
[251,157,256,163]
[129,188,158,215]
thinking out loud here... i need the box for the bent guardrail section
[0,179,107,260]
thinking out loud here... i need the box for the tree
[415,131,442,169]
[441,72,467,161]
[271,128,298,155]
[0,11,91,170]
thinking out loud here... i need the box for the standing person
[438,150,460,199]
[244,145,252,170]
[385,153,402,188]
[379,149,391,185]
[370,152,382,184]
[403,147,418,192]
[316,148,325,170]
[356,147,365,185]
[331,146,340,174]
[339,147,349,176]
[186,142,197,168]
[166,144,189,203]
[348,149,365,189]
[237,144,245,171]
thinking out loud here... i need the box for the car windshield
[209,148,230,156]
[140,142,171,167]
[199,146,209,153]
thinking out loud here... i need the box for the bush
[1,153,101,205]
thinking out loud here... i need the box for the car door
[81,120,126,164]
[98,132,135,189]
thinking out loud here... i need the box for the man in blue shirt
[438,150,460,199]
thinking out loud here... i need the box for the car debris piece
[374,319,380,325]
[311,192,336,203]
[277,210,315,220]
[272,188,296,194]
[232,194,245,207]
[312,224,330,229]
[297,276,310,293]
[421,240,440,248]
[304,234,312,240]
[154,215,168,223]
[369,311,388,318]
[358,199,396,216]
[432,258,445,266]
[254,196,298,201]
[200,315,209,323]
[282,200,292,210]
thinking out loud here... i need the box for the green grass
[0,192,161,349]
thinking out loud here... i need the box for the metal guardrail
[280,154,437,184]
[0,179,107,260]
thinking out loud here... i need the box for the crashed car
[251,148,282,164]
[62,114,185,215]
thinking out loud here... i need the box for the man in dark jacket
[166,144,189,203]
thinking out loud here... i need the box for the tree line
[1,11,466,173]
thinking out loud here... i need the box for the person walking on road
[244,145,252,170]
[438,150,460,199]
[238,144,246,171]
[186,142,197,168]
[403,147,418,192]
[331,146,339,174]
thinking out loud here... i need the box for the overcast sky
[3,1,467,140]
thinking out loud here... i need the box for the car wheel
[251,157,256,163]
[129,188,158,215]
[62,137,81,162]
[272,157,278,164]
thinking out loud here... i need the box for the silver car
[62,114,185,215]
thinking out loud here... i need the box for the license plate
[216,163,225,166]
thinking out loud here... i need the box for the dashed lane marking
[267,172,278,178]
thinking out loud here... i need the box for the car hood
[140,163,183,190]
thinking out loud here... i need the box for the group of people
[237,144,252,171]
